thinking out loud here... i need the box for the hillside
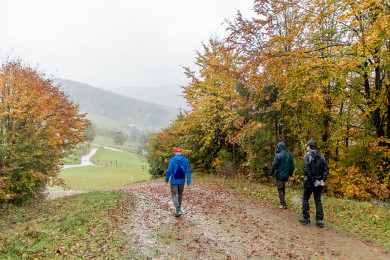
[105,85,188,109]
[55,79,178,131]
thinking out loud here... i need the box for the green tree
[84,120,97,142]
[113,132,126,145]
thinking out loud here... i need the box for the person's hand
[288,176,292,181]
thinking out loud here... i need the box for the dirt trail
[115,179,389,259]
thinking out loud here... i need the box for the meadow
[59,146,150,191]
[94,135,141,153]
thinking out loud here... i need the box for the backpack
[173,161,185,179]
[310,154,323,180]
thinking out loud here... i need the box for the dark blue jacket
[165,154,191,185]
[269,142,295,181]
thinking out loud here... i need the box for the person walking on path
[165,148,191,217]
[299,139,329,228]
[269,142,295,209]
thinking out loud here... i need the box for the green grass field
[94,135,141,153]
[86,112,124,129]
[59,147,149,191]
[59,167,149,190]
[89,147,146,169]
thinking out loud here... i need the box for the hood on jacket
[174,154,187,164]
[308,149,320,160]
[276,142,287,153]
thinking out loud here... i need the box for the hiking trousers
[302,183,324,220]
[170,184,185,212]
[276,179,286,207]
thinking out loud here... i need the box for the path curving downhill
[115,179,389,259]
[62,148,98,169]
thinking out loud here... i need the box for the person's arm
[289,154,295,179]
[269,155,280,176]
[303,154,310,178]
[185,159,191,185]
[322,155,329,181]
[290,154,295,177]
[165,159,174,183]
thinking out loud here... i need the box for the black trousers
[302,183,324,220]
[276,179,286,206]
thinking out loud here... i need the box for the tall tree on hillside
[181,39,245,174]
[226,0,310,170]
[0,61,87,204]
[84,120,97,142]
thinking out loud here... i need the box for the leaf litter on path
[114,179,390,259]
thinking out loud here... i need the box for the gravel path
[114,179,390,259]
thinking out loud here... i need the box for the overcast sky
[0,0,254,89]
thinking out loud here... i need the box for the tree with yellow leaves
[0,61,87,204]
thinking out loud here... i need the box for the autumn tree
[0,61,87,204]
[145,119,185,178]
[180,39,246,174]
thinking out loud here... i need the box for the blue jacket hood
[175,154,187,163]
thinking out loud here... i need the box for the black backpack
[311,154,323,180]
[174,161,185,179]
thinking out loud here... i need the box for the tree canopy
[0,61,87,204]
[147,0,390,201]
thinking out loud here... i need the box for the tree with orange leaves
[0,61,87,204]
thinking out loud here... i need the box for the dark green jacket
[269,142,295,181]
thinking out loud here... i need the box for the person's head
[174,147,182,155]
[305,139,317,151]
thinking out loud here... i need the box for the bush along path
[115,179,389,259]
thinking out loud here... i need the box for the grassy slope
[0,191,136,259]
[59,167,148,190]
[59,148,149,191]
[86,112,124,129]
[0,145,150,259]
[94,135,141,153]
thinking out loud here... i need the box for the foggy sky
[0,0,254,89]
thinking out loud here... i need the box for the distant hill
[55,79,178,131]
[105,85,188,109]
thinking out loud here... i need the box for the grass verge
[90,148,147,170]
[59,148,150,191]
[0,191,136,259]
[94,135,141,153]
[59,166,149,190]
[196,174,390,251]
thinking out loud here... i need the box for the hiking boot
[299,217,310,224]
[279,205,287,210]
[316,220,324,228]
[175,210,182,217]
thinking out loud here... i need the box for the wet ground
[115,179,390,259]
